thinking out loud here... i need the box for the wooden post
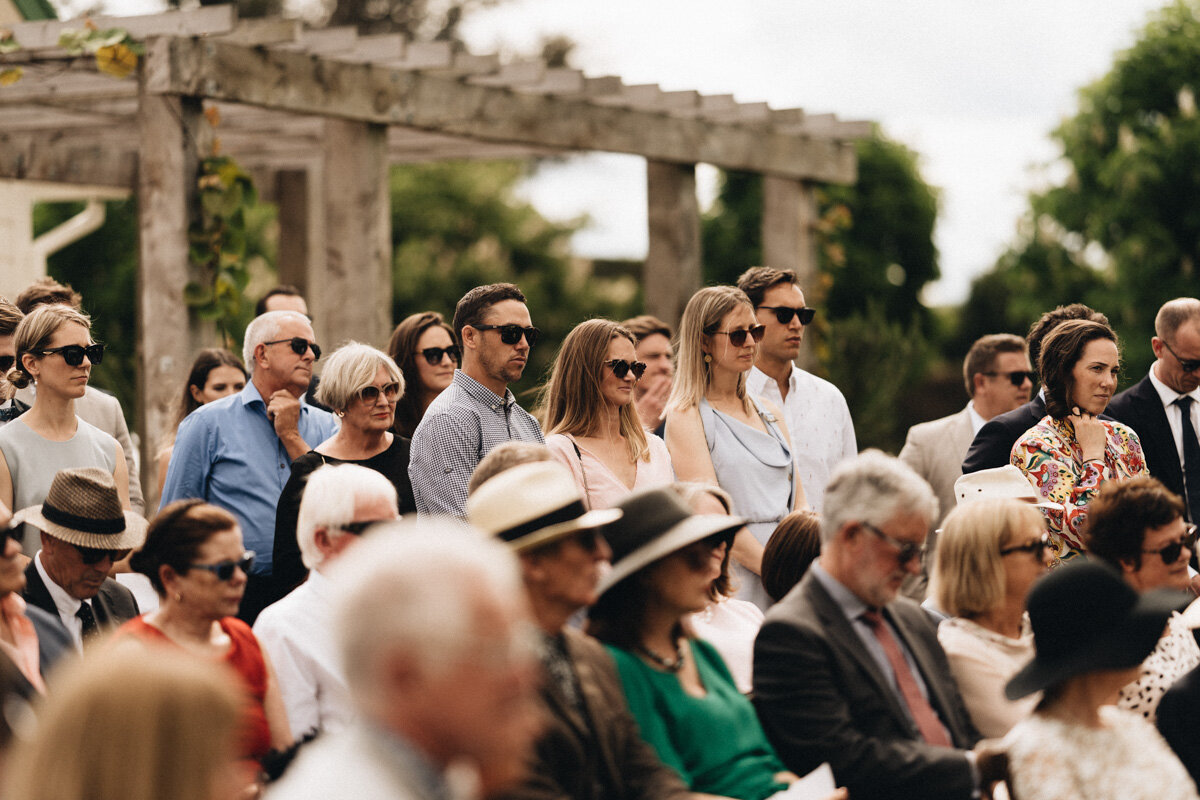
[645,160,701,329]
[315,119,392,351]
[762,175,820,371]
[274,168,311,295]
[137,42,214,506]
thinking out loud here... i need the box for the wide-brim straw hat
[595,487,745,598]
[12,467,148,551]
[467,461,622,553]
[1005,559,1189,700]
[954,464,1063,512]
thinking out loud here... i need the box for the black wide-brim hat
[1005,559,1190,700]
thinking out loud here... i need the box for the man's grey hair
[820,449,938,545]
[1155,298,1200,341]
[243,310,311,375]
[297,464,399,570]
[328,521,525,711]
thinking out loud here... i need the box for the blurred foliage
[961,0,1200,385]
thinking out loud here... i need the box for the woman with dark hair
[1012,318,1146,562]
[540,319,674,509]
[386,311,458,438]
[123,499,292,765]
[761,509,822,603]
[155,349,247,499]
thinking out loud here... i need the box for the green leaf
[182,281,213,306]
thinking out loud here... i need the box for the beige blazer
[898,404,975,528]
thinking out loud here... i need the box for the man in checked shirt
[409,283,545,517]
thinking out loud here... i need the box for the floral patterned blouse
[1011,415,1146,561]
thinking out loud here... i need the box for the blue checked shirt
[409,370,544,517]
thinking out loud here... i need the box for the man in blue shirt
[409,283,544,517]
[161,310,339,623]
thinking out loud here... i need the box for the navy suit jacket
[21,562,140,640]
[961,395,1047,474]
[753,571,980,800]
[1107,374,1187,503]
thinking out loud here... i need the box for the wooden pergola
[0,6,871,499]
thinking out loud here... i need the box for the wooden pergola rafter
[0,5,872,501]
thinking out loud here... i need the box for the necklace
[634,638,686,672]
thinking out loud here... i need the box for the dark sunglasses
[188,551,255,581]
[75,544,132,565]
[264,337,321,360]
[472,324,540,347]
[356,382,401,404]
[0,355,13,373]
[1162,339,1200,373]
[679,530,736,570]
[569,528,605,552]
[339,519,391,536]
[709,325,766,347]
[37,343,104,367]
[758,305,817,326]
[416,345,460,366]
[605,359,647,379]
[999,535,1050,558]
[983,370,1036,387]
[1143,525,1198,565]
[3,524,22,545]
[861,521,925,564]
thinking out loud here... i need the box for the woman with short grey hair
[273,342,416,595]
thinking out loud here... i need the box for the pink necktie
[861,609,952,746]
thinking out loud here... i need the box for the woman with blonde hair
[4,644,253,800]
[0,304,130,554]
[932,498,1051,737]
[273,342,415,595]
[541,319,674,508]
[665,286,802,609]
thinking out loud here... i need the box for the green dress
[606,638,790,800]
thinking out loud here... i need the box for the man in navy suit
[962,304,1110,474]
[1107,298,1200,523]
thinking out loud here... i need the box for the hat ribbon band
[499,501,587,543]
[41,500,126,535]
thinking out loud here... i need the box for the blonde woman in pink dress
[540,319,674,509]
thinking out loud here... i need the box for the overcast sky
[458,0,1168,305]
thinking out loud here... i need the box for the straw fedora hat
[467,461,622,553]
[594,487,745,598]
[12,467,148,551]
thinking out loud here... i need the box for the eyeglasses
[3,524,21,546]
[605,359,648,379]
[264,337,321,360]
[75,544,131,565]
[758,305,817,326]
[982,370,1036,387]
[416,346,460,366]
[36,343,105,367]
[568,529,606,552]
[471,324,540,347]
[999,535,1050,558]
[1143,525,1198,565]
[188,551,256,581]
[355,382,401,404]
[708,325,766,347]
[678,530,736,570]
[1161,339,1200,373]
[860,522,925,564]
[0,355,13,373]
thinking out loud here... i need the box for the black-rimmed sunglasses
[188,551,255,581]
[339,519,392,536]
[680,530,736,570]
[999,535,1050,558]
[1162,339,1200,373]
[983,370,1036,387]
[355,382,401,404]
[709,325,766,347]
[472,324,540,347]
[416,346,460,366]
[264,337,321,360]
[758,305,817,326]
[605,359,647,379]
[1143,525,1198,564]
[0,355,13,374]
[861,521,925,564]
[75,544,132,565]
[37,343,105,367]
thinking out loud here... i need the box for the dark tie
[1175,397,1200,524]
[76,601,98,642]
[861,609,952,746]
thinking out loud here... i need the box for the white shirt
[34,551,86,651]
[747,365,857,512]
[1149,363,1200,464]
[253,569,354,738]
[966,401,988,436]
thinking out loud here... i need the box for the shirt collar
[966,401,987,435]
[367,721,453,800]
[1149,362,1200,408]
[810,561,872,619]
[453,370,514,408]
[240,379,311,410]
[34,551,82,617]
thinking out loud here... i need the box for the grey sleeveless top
[0,417,118,555]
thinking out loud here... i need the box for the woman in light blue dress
[665,286,804,609]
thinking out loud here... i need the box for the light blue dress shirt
[160,382,339,575]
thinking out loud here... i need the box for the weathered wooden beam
[0,130,136,186]
[333,33,405,63]
[215,17,301,46]
[466,60,544,87]
[10,5,236,49]
[159,37,856,183]
[645,160,701,330]
[762,176,820,371]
